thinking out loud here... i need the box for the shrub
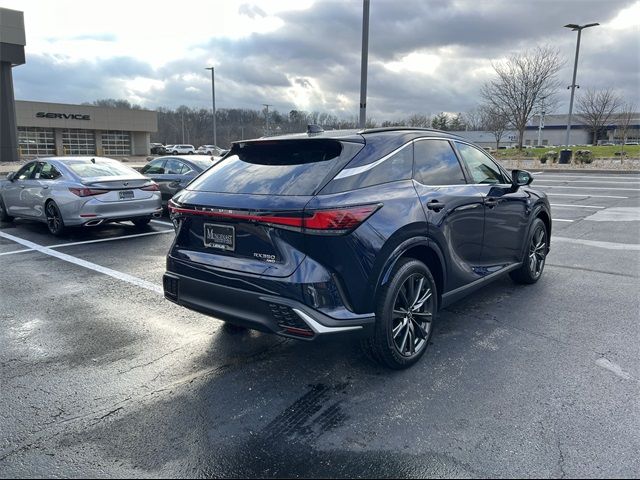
[575,149,593,164]
[540,150,558,164]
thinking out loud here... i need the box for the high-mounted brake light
[140,183,160,191]
[69,187,109,197]
[168,200,380,235]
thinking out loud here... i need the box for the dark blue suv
[164,127,551,369]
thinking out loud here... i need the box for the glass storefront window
[62,129,96,155]
[101,131,131,156]
[18,127,55,156]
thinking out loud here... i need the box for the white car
[169,144,195,155]
[196,145,224,156]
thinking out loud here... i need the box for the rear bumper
[163,270,375,340]
[63,195,163,226]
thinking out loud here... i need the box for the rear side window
[414,140,466,185]
[188,140,363,196]
[165,159,190,175]
[321,143,413,194]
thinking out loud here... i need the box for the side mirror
[6,172,15,182]
[512,169,533,188]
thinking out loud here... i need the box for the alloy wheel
[392,273,433,357]
[46,203,62,234]
[528,226,546,279]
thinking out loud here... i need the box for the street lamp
[263,104,272,136]
[205,67,216,147]
[359,0,370,129]
[563,23,599,148]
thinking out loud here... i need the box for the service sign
[36,112,91,120]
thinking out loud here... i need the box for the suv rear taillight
[69,188,109,197]
[168,200,381,235]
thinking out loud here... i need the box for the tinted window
[15,162,38,180]
[414,140,466,185]
[455,142,506,184]
[66,159,137,178]
[188,140,363,196]
[141,159,166,174]
[38,163,62,180]
[165,159,189,175]
[322,143,413,194]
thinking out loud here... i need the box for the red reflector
[284,326,315,337]
[141,183,159,191]
[79,214,98,218]
[69,188,109,197]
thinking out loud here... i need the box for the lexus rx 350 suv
[164,128,551,369]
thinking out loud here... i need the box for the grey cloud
[13,0,639,120]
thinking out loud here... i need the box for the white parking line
[535,174,640,180]
[554,236,640,251]
[0,229,174,256]
[0,231,163,295]
[550,204,605,209]
[151,219,174,227]
[546,193,628,199]
[553,219,574,223]
[536,185,640,191]
[538,179,640,185]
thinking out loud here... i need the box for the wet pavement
[1,171,639,478]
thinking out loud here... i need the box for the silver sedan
[0,157,162,236]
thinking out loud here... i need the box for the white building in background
[455,113,640,148]
[15,100,158,159]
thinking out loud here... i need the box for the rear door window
[188,140,363,196]
[165,158,189,175]
[413,139,467,185]
[38,162,62,180]
[141,159,166,174]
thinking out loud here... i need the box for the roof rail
[358,126,464,137]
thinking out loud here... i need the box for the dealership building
[15,100,157,158]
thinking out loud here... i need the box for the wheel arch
[377,238,446,310]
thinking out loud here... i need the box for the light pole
[359,0,370,129]
[205,67,216,146]
[263,104,272,136]
[563,23,599,148]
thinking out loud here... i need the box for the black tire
[0,195,14,222]
[362,258,437,369]
[132,217,152,228]
[45,201,66,236]
[172,150,178,155]
[510,217,548,285]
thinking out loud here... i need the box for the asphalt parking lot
[1,171,639,478]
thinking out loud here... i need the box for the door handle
[485,197,500,208]
[426,200,445,212]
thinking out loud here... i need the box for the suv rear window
[187,140,363,196]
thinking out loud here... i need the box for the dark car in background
[163,127,551,369]
[141,155,214,207]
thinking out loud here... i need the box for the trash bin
[559,149,572,164]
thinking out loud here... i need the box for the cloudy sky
[4,0,639,120]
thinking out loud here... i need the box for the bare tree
[463,107,485,131]
[577,88,622,145]
[616,102,636,154]
[406,114,431,128]
[481,46,564,149]
[481,105,510,149]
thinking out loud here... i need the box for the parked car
[141,156,214,207]
[163,127,551,369]
[624,141,639,146]
[150,143,166,155]
[197,145,225,156]
[0,157,162,236]
[169,144,196,155]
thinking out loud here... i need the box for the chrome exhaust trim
[292,308,363,334]
[84,219,104,227]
